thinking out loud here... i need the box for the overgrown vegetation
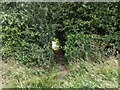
[1,2,119,64]
[1,2,119,88]
[1,3,55,67]
[2,57,118,88]
[47,2,119,61]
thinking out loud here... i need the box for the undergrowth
[2,57,118,88]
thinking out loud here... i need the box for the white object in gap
[52,41,60,50]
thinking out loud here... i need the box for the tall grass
[2,57,118,88]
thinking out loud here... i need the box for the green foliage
[1,2,119,88]
[1,2,55,66]
[2,58,118,88]
[47,2,119,61]
[1,2,119,65]
[47,3,118,33]
[64,33,120,61]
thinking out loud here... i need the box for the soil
[55,64,68,80]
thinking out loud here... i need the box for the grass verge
[2,57,118,88]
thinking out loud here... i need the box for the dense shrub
[1,2,119,65]
[48,3,118,34]
[47,2,119,61]
[64,33,120,62]
[1,2,55,66]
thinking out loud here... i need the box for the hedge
[1,2,55,66]
[1,2,119,66]
[64,33,120,62]
[47,2,119,61]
